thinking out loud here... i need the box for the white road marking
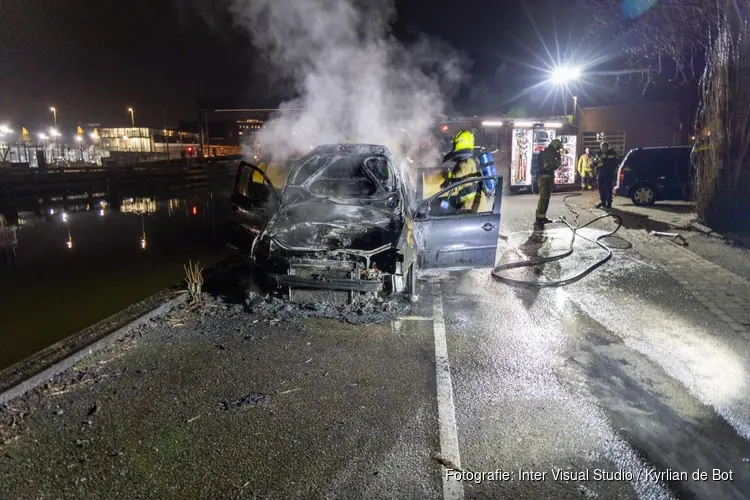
[433,285,464,500]
[397,316,433,321]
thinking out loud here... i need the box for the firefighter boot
[535,217,553,229]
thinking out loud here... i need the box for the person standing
[594,142,619,208]
[577,147,594,191]
[437,130,480,212]
[535,138,563,228]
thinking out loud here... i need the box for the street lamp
[549,66,581,85]
[547,66,582,116]
[128,108,135,127]
[50,107,57,127]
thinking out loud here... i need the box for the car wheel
[631,185,656,206]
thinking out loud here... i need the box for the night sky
[0,0,678,131]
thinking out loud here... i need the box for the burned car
[230,144,502,302]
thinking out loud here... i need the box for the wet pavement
[0,186,236,370]
[1,191,749,499]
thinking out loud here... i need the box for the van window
[622,150,637,167]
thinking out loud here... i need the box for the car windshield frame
[280,152,397,206]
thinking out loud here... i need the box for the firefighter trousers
[535,175,555,219]
[599,177,614,206]
[580,170,594,190]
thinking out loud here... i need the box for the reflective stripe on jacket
[595,148,619,179]
[447,157,479,204]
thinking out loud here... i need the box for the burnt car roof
[308,144,394,157]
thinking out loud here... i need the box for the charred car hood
[264,201,402,252]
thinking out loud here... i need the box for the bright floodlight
[550,66,581,84]
[482,120,503,127]
[75,135,83,142]
[39,133,48,140]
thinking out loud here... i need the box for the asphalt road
[1,192,749,500]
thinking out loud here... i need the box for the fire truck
[433,116,579,194]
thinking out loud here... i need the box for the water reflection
[121,197,157,214]
[0,185,236,370]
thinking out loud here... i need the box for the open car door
[412,171,502,270]
[230,161,282,251]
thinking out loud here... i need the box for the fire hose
[491,193,631,287]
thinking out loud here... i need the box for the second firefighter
[535,138,563,228]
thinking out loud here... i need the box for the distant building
[194,98,303,152]
[178,120,247,147]
[98,127,204,162]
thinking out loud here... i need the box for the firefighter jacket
[594,148,619,180]
[577,153,593,174]
[441,149,479,207]
[539,145,561,177]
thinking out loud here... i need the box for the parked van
[615,146,693,205]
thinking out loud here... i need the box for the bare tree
[587,0,750,233]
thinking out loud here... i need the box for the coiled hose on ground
[491,193,630,288]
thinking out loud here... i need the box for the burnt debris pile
[244,293,411,325]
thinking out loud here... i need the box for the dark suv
[615,146,694,205]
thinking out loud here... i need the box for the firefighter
[577,147,594,191]
[535,138,563,228]
[594,141,619,208]
[438,130,480,212]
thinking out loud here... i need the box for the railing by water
[0,156,242,210]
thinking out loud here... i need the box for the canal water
[0,186,237,370]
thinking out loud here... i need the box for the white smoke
[225,0,465,160]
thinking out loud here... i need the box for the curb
[0,252,249,406]
[0,291,188,406]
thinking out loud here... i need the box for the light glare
[550,66,581,84]
[482,121,504,127]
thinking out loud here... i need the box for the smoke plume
[225,0,465,160]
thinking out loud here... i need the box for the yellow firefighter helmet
[451,130,475,153]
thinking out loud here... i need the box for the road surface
[1,191,749,500]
